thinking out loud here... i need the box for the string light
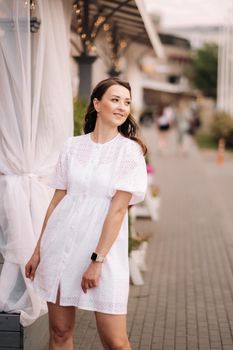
[91,45,97,53]
[73,3,81,13]
[30,0,36,11]
[94,16,105,27]
[119,39,127,49]
[73,5,82,23]
[104,25,127,72]
[72,2,99,54]
[103,23,110,32]
[72,1,128,65]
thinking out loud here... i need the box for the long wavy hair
[83,77,147,155]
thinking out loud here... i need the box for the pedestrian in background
[157,104,175,155]
[176,101,193,156]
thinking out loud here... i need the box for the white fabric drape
[0,0,73,326]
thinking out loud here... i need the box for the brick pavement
[44,128,233,350]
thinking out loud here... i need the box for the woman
[25,77,147,350]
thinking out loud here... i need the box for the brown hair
[83,77,147,155]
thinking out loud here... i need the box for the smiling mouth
[114,113,124,117]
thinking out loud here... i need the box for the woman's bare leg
[95,312,131,350]
[47,289,76,350]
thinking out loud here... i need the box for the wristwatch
[91,252,105,263]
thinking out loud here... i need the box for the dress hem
[31,284,127,315]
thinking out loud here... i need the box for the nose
[116,100,126,111]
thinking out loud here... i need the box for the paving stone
[70,129,233,349]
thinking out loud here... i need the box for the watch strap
[91,252,105,263]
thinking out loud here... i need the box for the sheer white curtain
[0,0,73,326]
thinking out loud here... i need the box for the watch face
[91,252,97,261]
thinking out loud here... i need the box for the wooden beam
[97,4,141,18]
[95,0,132,37]
[109,15,144,26]
[97,0,136,10]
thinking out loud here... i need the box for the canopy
[71,0,165,58]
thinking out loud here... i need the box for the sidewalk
[73,128,233,350]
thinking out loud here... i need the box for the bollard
[216,138,225,165]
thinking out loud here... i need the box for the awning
[72,0,165,58]
[142,78,189,94]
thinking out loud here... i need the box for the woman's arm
[94,190,132,256]
[25,189,66,280]
[33,189,67,254]
[81,190,132,293]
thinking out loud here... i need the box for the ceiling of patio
[71,0,164,57]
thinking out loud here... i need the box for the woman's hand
[25,251,40,281]
[81,262,102,293]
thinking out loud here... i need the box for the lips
[114,113,124,117]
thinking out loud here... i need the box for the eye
[111,98,119,102]
[125,101,131,106]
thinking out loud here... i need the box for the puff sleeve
[113,141,147,205]
[48,138,72,190]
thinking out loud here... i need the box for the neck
[92,121,119,143]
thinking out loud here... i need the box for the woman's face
[93,84,131,128]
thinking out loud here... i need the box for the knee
[50,324,73,344]
[106,336,130,350]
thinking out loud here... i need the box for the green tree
[211,111,233,146]
[73,98,87,136]
[188,43,218,98]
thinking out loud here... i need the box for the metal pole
[74,55,97,100]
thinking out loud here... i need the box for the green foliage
[211,111,233,146]
[73,98,88,136]
[194,132,217,149]
[128,210,151,254]
[188,43,218,98]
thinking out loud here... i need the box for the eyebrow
[111,94,131,100]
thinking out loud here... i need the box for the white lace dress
[31,133,147,314]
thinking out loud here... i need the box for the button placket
[93,147,101,168]
[64,224,75,256]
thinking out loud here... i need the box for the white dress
[32,132,147,314]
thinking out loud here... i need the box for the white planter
[130,203,149,219]
[137,241,148,271]
[145,194,161,221]
[147,174,154,185]
[129,254,144,285]
[131,196,160,221]
[129,241,149,285]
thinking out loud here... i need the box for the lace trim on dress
[60,296,127,313]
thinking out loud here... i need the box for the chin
[110,121,122,128]
[114,118,127,127]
